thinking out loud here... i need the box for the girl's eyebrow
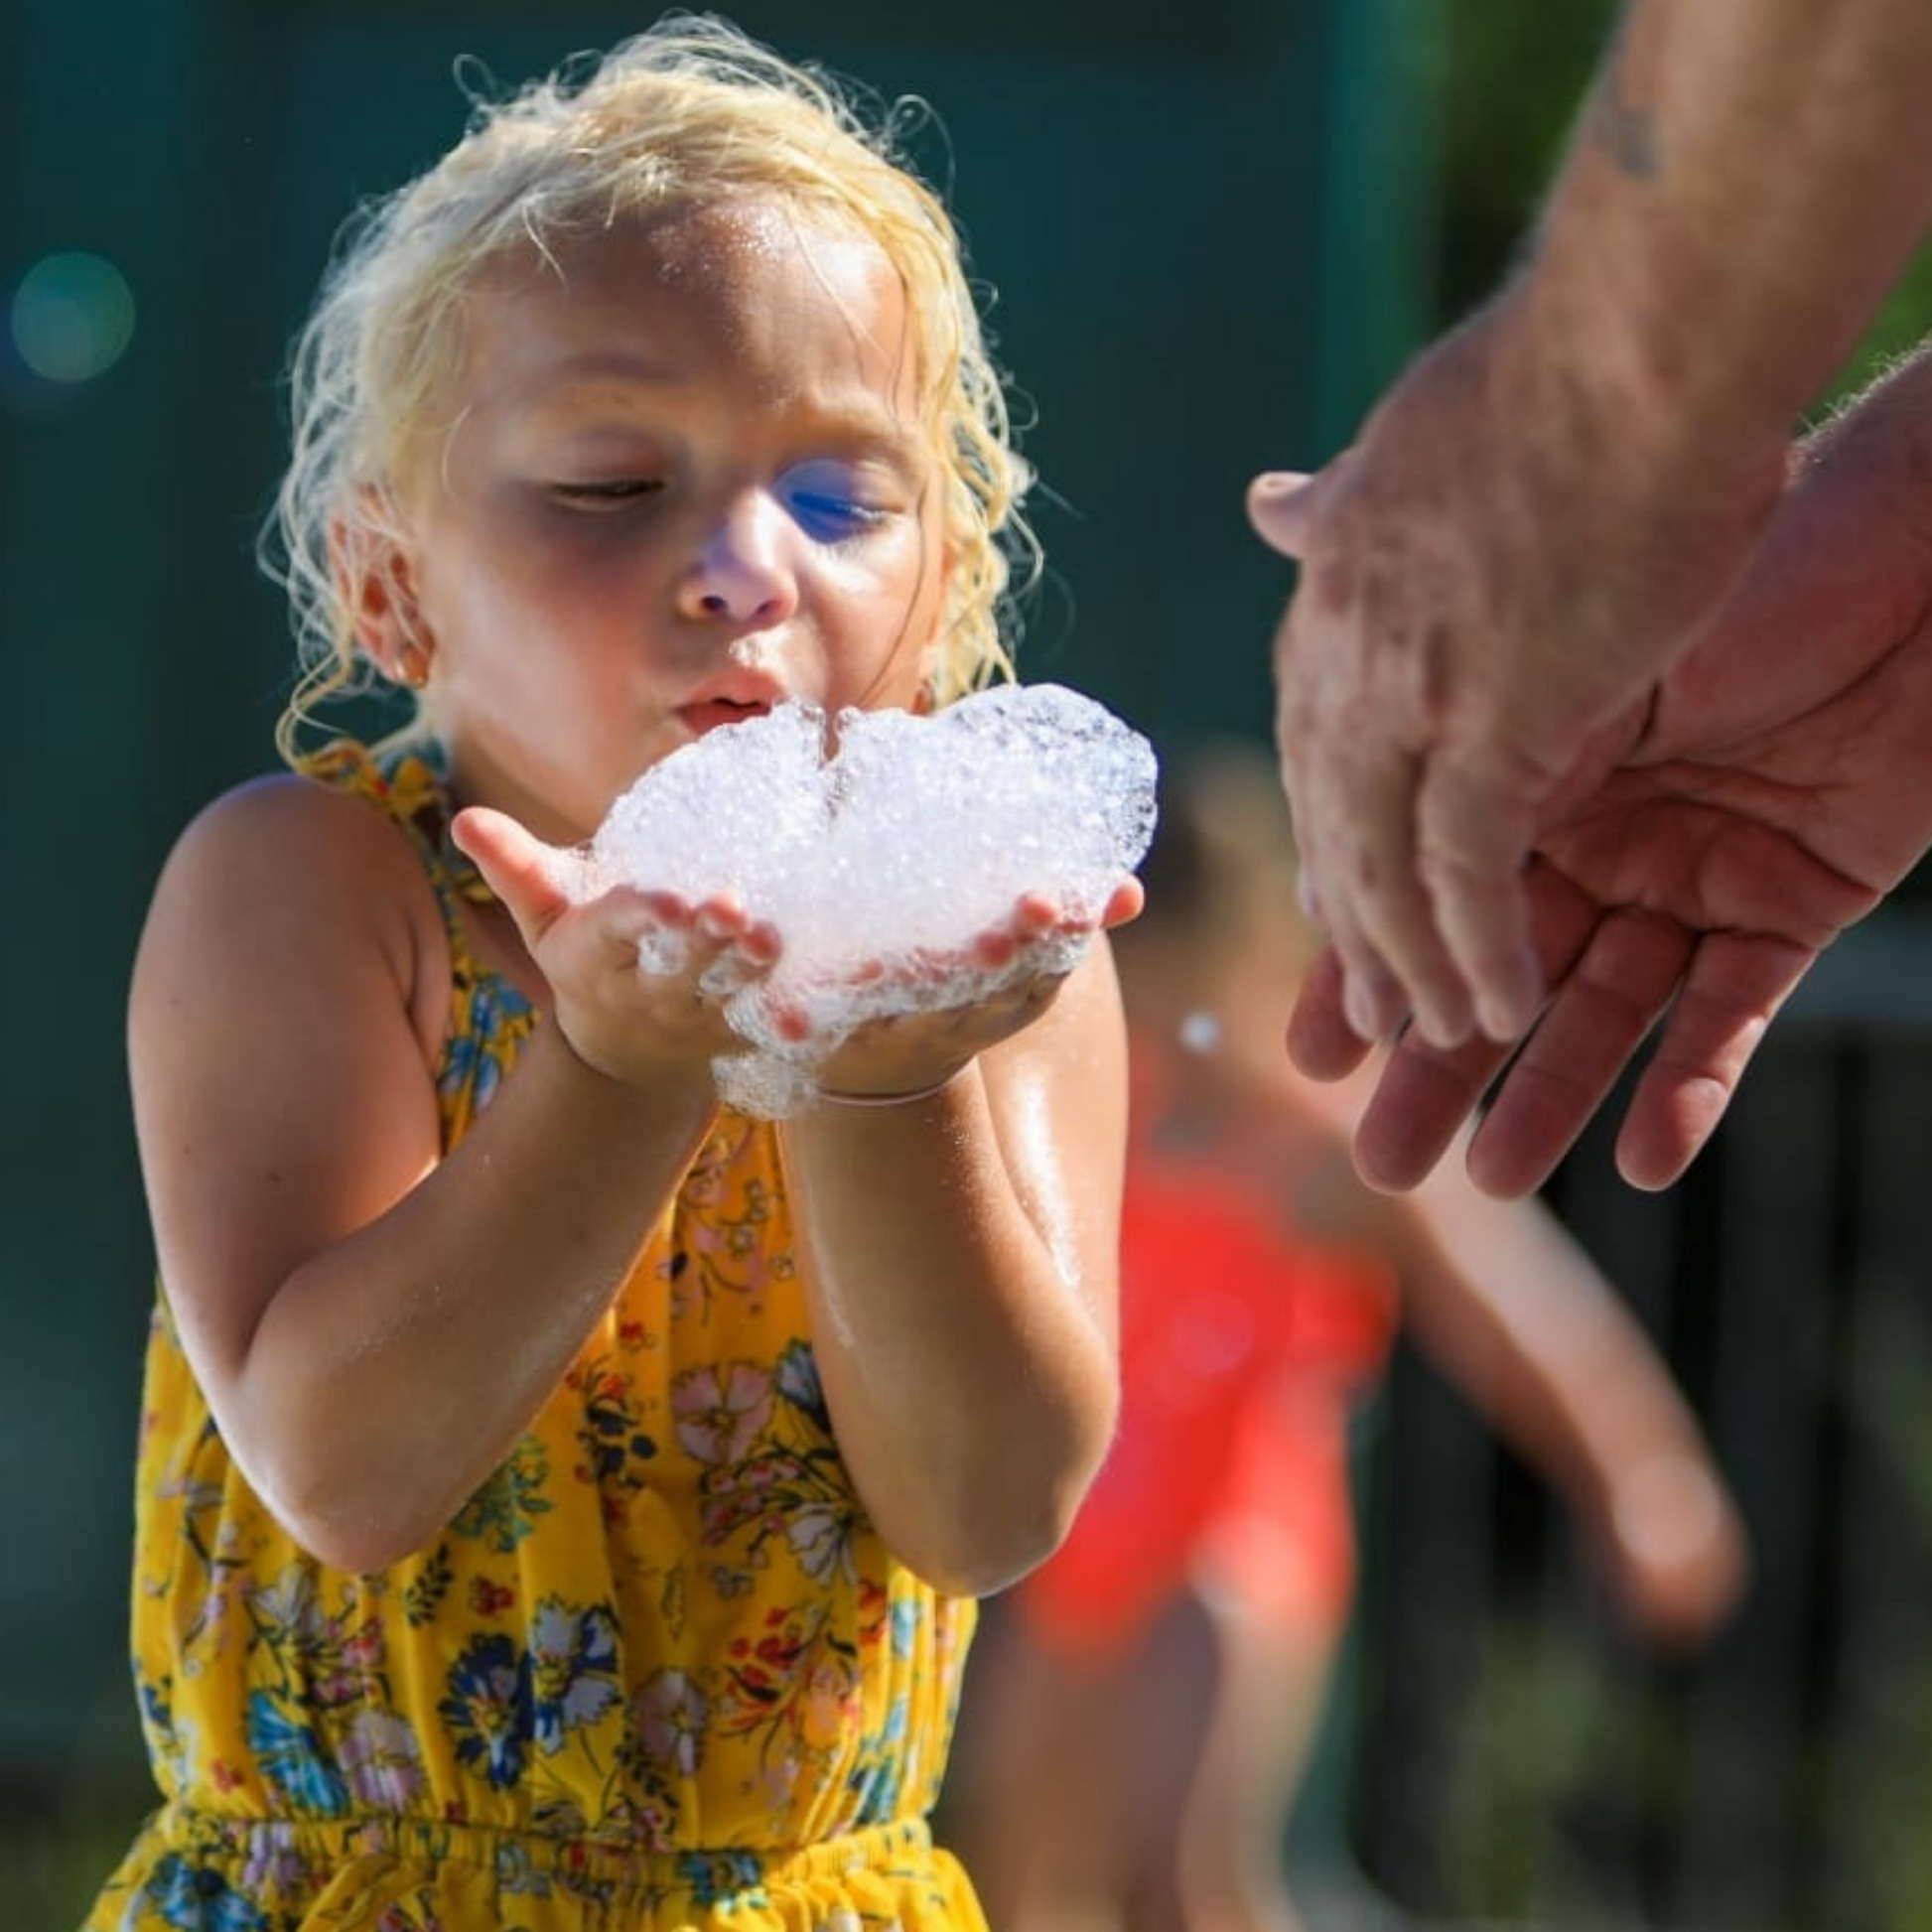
[518,372,925,463]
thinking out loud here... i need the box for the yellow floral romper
[86,739,985,1932]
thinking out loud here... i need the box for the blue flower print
[773,1338,830,1430]
[440,975,530,1112]
[245,1691,348,1816]
[144,1850,269,1931]
[890,1593,921,1659]
[529,1597,622,1754]
[440,1631,534,1789]
[676,1848,767,1909]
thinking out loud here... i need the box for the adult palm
[1292,360,1932,1196]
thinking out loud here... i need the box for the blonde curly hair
[264,12,1036,762]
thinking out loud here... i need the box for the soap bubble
[585,683,1159,1115]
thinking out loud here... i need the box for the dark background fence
[1333,936,1932,1932]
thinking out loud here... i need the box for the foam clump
[584,682,1159,1115]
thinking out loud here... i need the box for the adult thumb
[1245,469,1318,559]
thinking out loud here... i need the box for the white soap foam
[583,683,1159,1115]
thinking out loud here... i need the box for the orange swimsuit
[1012,1145,1397,1662]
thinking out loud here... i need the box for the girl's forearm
[778,1070,1119,1597]
[225,1026,719,1571]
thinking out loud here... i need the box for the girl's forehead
[456,198,930,418]
[471,195,884,305]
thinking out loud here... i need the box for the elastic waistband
[150,1804,937,1900]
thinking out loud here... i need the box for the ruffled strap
[297,736,495,991]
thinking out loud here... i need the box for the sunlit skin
[1246,0,1932,1194]
[396,201,950,844]
[363,199,1140,1090]
[1279,346,1932,1196]
[129,199,1139,1585]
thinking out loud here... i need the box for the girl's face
[374,198,950,843]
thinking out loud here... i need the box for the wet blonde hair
[264,12,1035,762]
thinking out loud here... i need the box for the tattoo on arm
[1587,10,1660,179]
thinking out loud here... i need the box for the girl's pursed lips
[675,672,790,736]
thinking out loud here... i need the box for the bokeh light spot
[11,251,136,384]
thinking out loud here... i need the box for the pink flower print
[632,1668,710,1780]
[240,1820,310,1897]
[671,1361,772,1466]
[341,1709,427,1809]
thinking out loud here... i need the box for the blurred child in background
[940,741,1749,1932]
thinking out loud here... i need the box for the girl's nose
[677,494,798,625]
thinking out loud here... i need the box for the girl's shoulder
[162,757,430,917]
[143,749,452,1039]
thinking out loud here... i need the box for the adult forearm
[1521,0,1932,484]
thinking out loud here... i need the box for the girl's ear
[331,503,433,687]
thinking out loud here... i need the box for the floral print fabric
[85,740,983,1931]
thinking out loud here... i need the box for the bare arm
[1259,0,1932,1059]
[1530,0,1932,483]
[779,941,1130,1597]
[131,781,742,1573]
[1385,1165,1748,1644]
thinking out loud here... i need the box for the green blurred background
[8,1,1932,1926]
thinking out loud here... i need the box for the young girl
[942,744,1748,1932]
[86,20,1137,1930]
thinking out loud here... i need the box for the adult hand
[1252,282,1783,1050]
[1289,350,1932,1195]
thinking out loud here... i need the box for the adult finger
[1346,862,1602,1191]
[1352,1028,1519,1193]
[1286,717,1474,1045]
[1415,753,1544,1042]
[1285,947,1377,1081]
[1465,904,1696,1198]
[1611,931,1817,1191]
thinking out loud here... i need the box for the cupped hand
[451,805,780,1086]
[1253,286,1783,1051]
[1291,359,1932,1195]
[807,876,1144,1099]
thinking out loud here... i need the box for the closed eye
[782,459,899,543]
[551,478,665,507]
[788,489,888,541]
